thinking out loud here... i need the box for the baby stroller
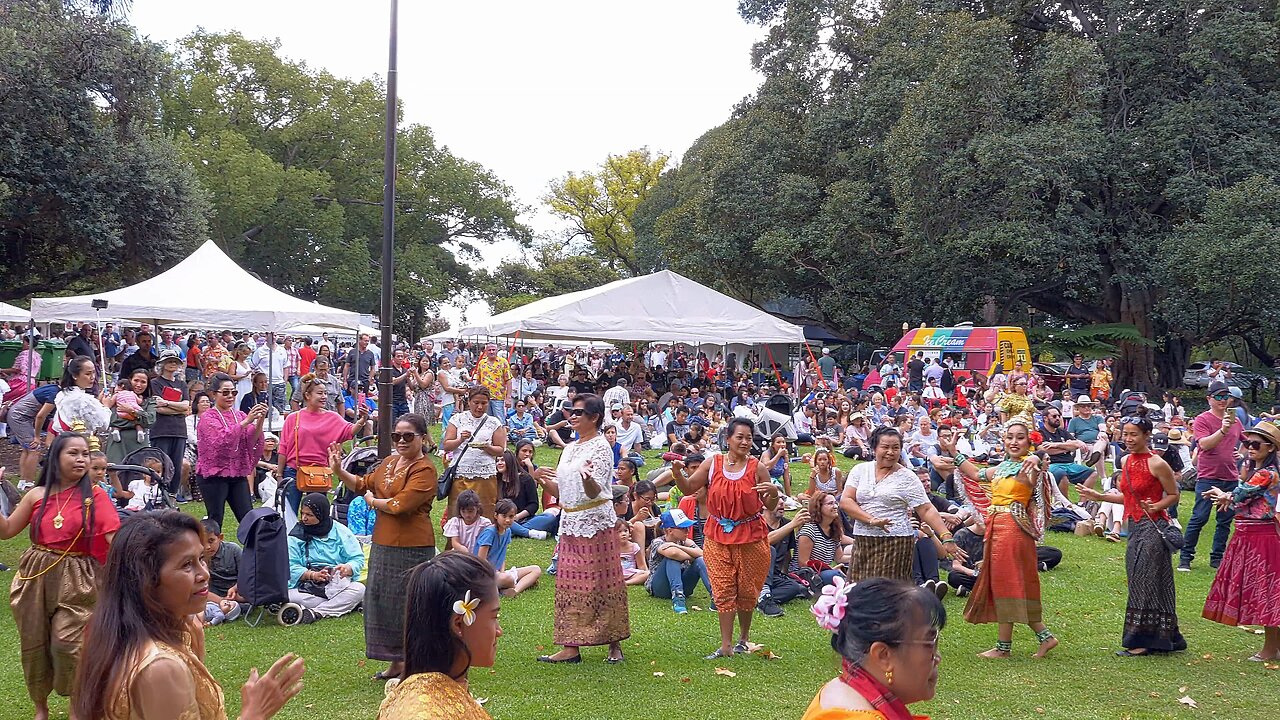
[236,507,306,626]
[333,437,380,526]
[108,446,177,512]
[723,393,798,453]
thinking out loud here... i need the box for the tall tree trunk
[1242,333,1276,368]
[1115,285,1158,393]
[1154,334,1193,391]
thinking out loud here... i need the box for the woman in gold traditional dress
[2,430,120,720]
[379,551,501,720]
[73,511,305,720]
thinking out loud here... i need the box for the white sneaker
[17,480,35,492]
[782,497,802,511]
[528,530,549,540]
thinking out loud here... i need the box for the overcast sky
[129,1,765,329]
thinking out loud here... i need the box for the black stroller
[333,437,380,526]
[107,446,178,513]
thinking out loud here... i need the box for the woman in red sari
[1,430,121,720]
[805,577,944,720]
[673,417,780,659]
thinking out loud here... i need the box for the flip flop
[1115,649,1150,657]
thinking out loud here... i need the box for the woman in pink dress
[1201,420,1280,661]
[1,334,41,402]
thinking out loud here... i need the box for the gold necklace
[51,486,75,530]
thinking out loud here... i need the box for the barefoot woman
[2,431,121,720]
[672,417,779,659]
[937,418,1058,658]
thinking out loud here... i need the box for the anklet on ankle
[1035,629,1055,644]
[995,640,1012,653]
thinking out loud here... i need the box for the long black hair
[402,551,498,680]
[833,577,947,664]
[73,511,206,718]
[868,425,903,451]
[60,354,95,390]
[32,432,95,548]
[499,448,520,499]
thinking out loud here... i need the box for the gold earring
[885,667,894,686]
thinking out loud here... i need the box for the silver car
[1182,360,1270,389]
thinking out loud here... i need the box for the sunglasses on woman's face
[216,389,237,396]
[1243,440,1270,450]
[390,432,420,443]
[569,409,586,417]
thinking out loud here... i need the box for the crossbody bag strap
[294,412,303,469]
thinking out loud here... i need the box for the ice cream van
[863,324,1031,389]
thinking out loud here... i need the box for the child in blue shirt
[474,498,542,598]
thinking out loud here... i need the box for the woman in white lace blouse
[533,393,630,664]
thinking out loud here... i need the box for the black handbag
[437,442,470,501]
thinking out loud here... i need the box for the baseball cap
[609,401,623,411]
[660,508,696,529]
[156,348,182,365]
[1228,386,1243,399]
[1207,381,1232,397]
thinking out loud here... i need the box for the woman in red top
[1079,408,1186,656]
[673,417,780,659]
[1,431,122,720]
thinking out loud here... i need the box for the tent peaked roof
[0,301,30,323]
[459,270,806,344]
[30,240,362,331]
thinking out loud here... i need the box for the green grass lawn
[0,448,1276,720]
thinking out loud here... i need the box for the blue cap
[660,508,696,529]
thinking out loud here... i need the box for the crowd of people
[1,323,1278,719]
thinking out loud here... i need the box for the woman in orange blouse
[805,578,944,720]
[672,417,780,659]
[331,412,439,681]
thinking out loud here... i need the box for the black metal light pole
[377,0,398,457]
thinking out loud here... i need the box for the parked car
[1183,361,1271,390]
[1032,362,1066,393]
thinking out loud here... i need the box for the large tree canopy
[161,31,531,338]
[637,0,1280,389]
[0,1,210,301]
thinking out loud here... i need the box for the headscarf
[292,492,333,539]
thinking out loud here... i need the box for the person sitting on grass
[474,498,542,598]
[757,502,812,618]
[623,479,662,549]
[444,489,493,554]
[645,508,714,614]
[200,518,245,621]
[617,522,650,586]
[497,449,550,540]
[287,493,367,624]
[794,491,852,587]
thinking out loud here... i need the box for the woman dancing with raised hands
[1078,408,1186,656]
[1200,420,1280,661]
[934,418,1057,658]
[672,417,780,659]
[2,431,121,720]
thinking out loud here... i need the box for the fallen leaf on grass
[535,645,545,652]
[714,667,737,677]
[357,660,366,668]
[739,641,764,653]
[691,605,703,611]
[1179,687,1188,693]
[1178,696,1198,709]
[680,677,691,683]
[653,671,665,677]
[1202,653,1214,660]
[1034,707,1045,714]
[1265,663,1280,671]
[756,649,783,660]
[1150,692,1161,698]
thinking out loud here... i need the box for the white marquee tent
[30,240,363,331]
[458,270,806,345]
[0,301,30,323]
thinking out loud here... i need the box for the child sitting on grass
[645,508,714,614]
[474,498,542,598]
[444,489,492,554]
[618,521,650,586]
